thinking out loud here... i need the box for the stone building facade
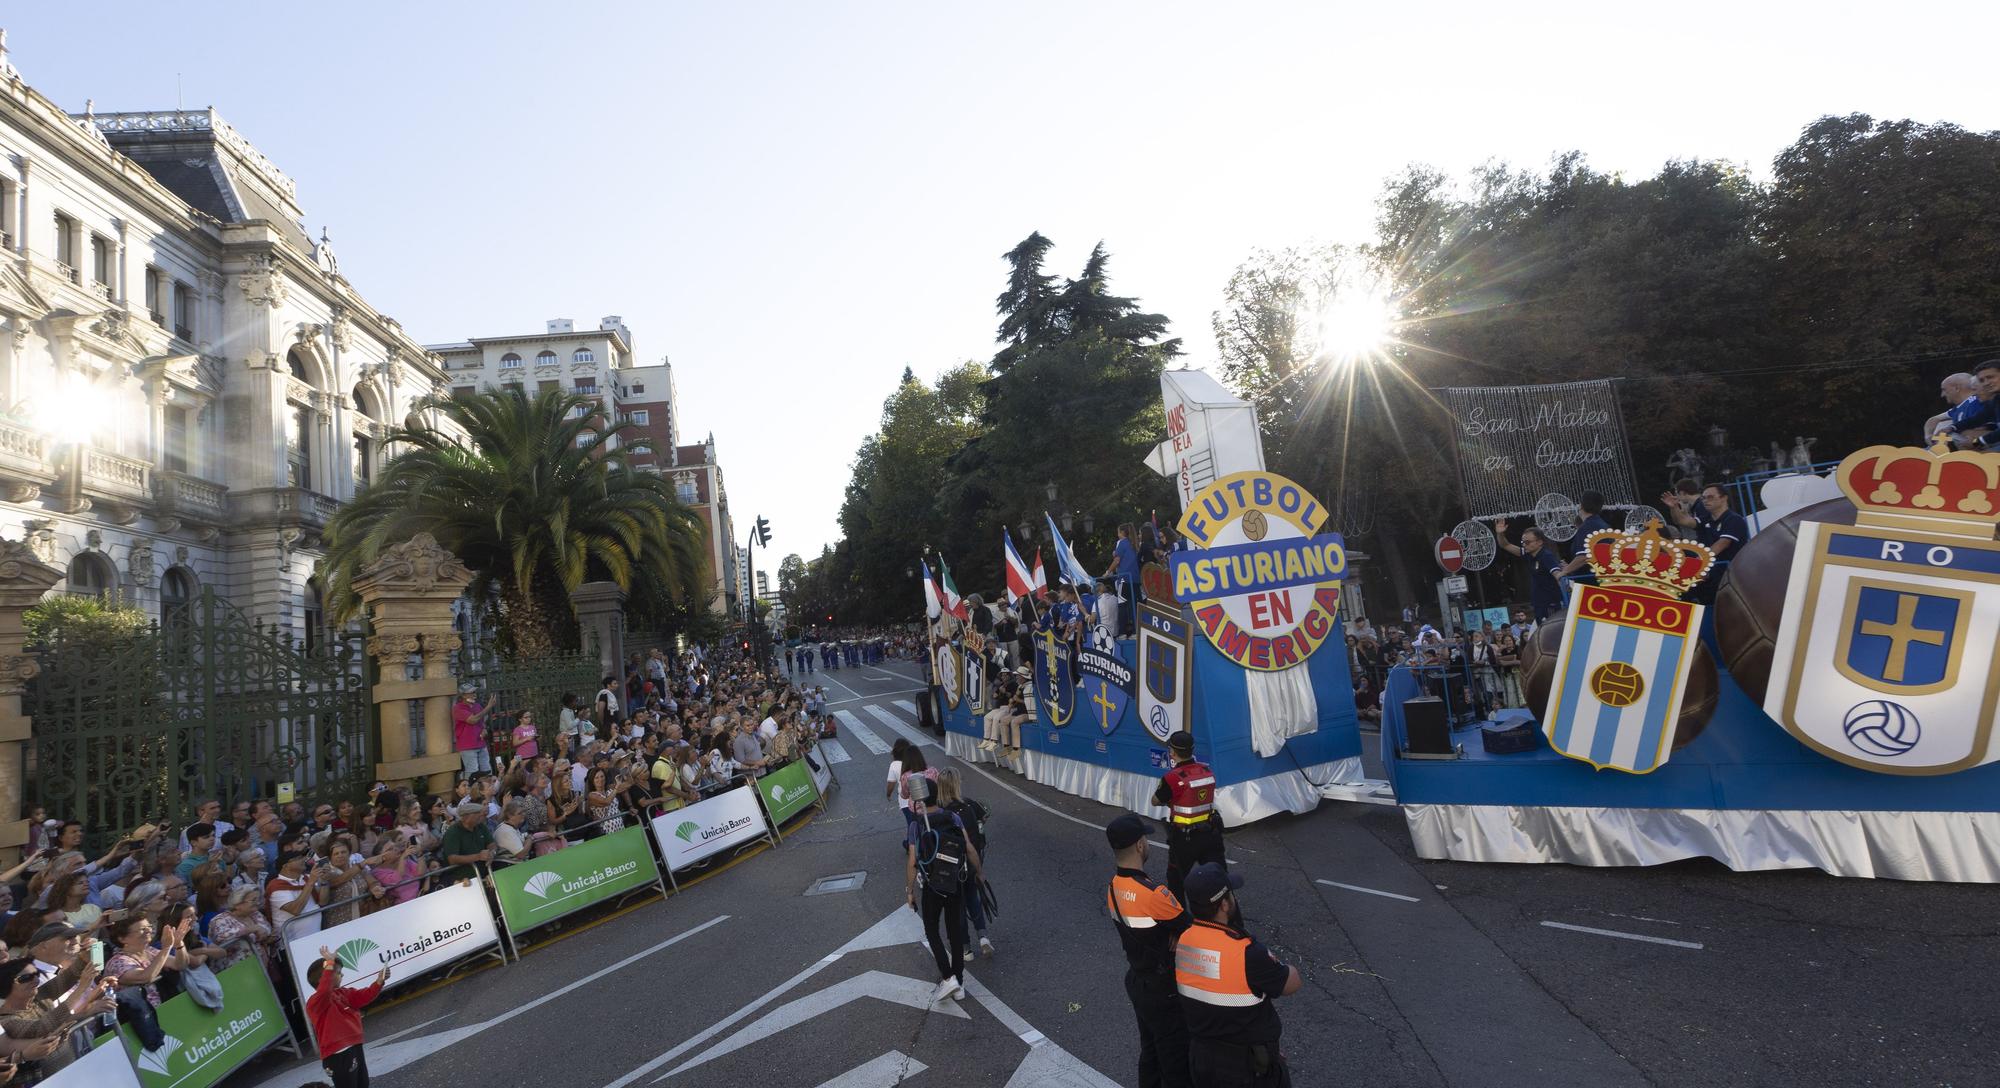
[0,40,456,640]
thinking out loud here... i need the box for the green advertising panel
[121,958,287,1088]
[760,759,821,825]
[492,825,659,934]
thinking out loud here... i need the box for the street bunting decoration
[491,826,658,936]
[1034,629,1076,726]
[1765,445,2000,775]
[286,879,503,1010]
[1442,379,1638,520]
[650,782,775,872]
[1544,524,1713,774]
[1172,470,1346,672]
[1137,603,1193,743]
[116,958,287,1088]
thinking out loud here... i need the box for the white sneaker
[976,740,995,751]
[963,948,975,964]
[952,977,966,1000]
[932,976,957,1004]
[980,936,995,957]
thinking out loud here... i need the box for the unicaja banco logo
[335,938,379,970]
[523,871,562,899]
[674,820,699,843]
[137,1035,183,1075]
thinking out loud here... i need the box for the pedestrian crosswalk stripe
[865,704,935,749]
[832,711,889,755]
[818,740,852,764]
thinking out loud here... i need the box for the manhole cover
[805,871,867,896]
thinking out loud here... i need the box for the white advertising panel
[649,783,772,872]
[285,879,502,1003]
[45,1042,144,1088]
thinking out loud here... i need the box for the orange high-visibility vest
[1174,918,1263,1008]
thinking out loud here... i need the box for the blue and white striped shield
[1543,584,1704,774]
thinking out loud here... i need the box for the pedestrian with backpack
[906,778,985,1003]
[935,768,995,959]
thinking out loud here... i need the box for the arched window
[287,347,312,383]
[161,567,195,631]
[536,350,558,367]
[573,348,594,364]
[500,353,523,369]
[67,552,116,600]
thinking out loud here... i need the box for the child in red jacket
[306,945,390,1088]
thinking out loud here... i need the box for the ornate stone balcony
[227,486,340,533]
[0,418,55,502]
[48,444,152,521]
[152,469,228,526]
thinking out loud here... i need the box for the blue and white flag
[1044,513,1095,589]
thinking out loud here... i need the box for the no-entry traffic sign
[1435,535,1464,574]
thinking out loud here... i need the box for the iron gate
[26,588,369,849]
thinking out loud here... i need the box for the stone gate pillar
[353,534,473,794]
[0,541,62,865]
[571,580,626,698]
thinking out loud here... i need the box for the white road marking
[866,703,938,749]
[664,970,969,1077]
[1540,921,1704,950]
[826,689,926,706]
[1315,878,1421,903]
[833,710,890,755]
[1606,912,1682,926]
[867,671,902,681]
[815,1051,929,1088]
[819,739,852,764]
[372,1012,453,1045]
[249,915,729,1088]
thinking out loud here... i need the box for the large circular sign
[1622,505,1666,534]
[1172,471,1346,672]
[1450,519,1497,572]
[1435,535,1464,574]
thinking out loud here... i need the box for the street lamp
[1061,512,1074,534]
[1082,515,1095,535]
[1044,481,1058,502]
[1018,521,1032,542]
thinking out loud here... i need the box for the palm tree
[322,388,710,657]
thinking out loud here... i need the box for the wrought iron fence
[25,588,369,851]
[451,636,601,758]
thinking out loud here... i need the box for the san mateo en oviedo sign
[492,825,658,933]
[1172,471,1346,671]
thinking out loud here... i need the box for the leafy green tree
[322,388,710,657]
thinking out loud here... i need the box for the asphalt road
[223,660,1996,1088]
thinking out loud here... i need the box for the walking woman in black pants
[906,778,985,1003]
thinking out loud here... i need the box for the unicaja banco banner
[492,826,658,934]
[760,759,820,825]
[285,879,502,1008]
[650,783,771,872]
[111,959,286,1088]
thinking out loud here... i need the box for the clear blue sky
[14,4,1997,559]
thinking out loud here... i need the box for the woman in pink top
[511,710,541,764]
[367,838,426,906]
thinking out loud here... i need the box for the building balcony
[0,418,56,503]
[49,444,152,520]
[152,469,228,523]
[227,485,340,532]
[56,261,80,285]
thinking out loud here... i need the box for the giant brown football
[1520,610,1720,748]
[1712,496,1858,704]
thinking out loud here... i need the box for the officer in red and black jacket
[1152,731,1225,903]
[1106,813,1192,1088]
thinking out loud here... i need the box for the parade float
[932,371,1371,825]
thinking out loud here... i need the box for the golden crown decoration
[1838,443,2000,540]
[1581,523,1715,599]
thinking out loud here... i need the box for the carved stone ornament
[0,655,39,686]
[175,545,190,565]
[0,536,60,583]
[424,631,463,656]
[84,529,103,550]
[89,308,130,342]
[364,633,422,660]
[276,526,302,571]
[1,483,38,503]
[329,308,353,352]
[238,255,289,309]
[21,523,56,565]
[196,269,225,299]
[127,540,156,586]
[357,532,472,594]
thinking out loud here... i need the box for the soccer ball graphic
[1842,700,1921,758]
[1589,662,1646,708]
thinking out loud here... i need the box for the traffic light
[755,516,771,547]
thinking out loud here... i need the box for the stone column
[0,541,61,864]
[353,534,473,794]
[570,581,626,696]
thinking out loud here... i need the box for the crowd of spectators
[0,637,828,1084]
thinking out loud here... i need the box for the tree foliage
[322,388,711,657]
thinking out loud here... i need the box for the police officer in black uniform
[1174,863,1300,1087]
[1106,813,1192,1088]
[1153,731,1225,903]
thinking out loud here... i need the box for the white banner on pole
[649,784,772,872]
[808,749,833,796]
[44,1041,144,1088]
[285,879,502,1002]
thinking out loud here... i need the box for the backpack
[945,797,988,854]
[916,810,969,894]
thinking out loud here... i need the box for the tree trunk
[497,577,576,658]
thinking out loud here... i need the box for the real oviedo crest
[1171,471,1346,672]
[1765,445,2000,775]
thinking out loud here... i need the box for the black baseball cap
[1182,863,1242,909]
[1167,730,1194,754]
[1105,813,1150,850]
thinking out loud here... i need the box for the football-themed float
[1386,440,2000,882]
[929,372,1371,824]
